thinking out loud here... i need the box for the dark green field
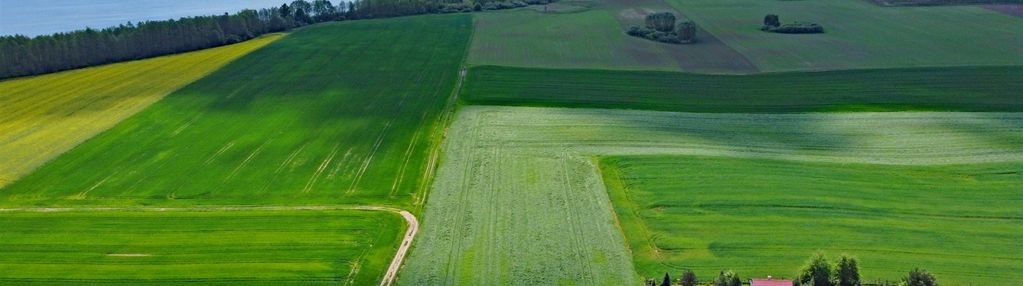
[463,65,1023,112]
[600,155,1023,285]
[0,209,404,285]
[0,15,472,208]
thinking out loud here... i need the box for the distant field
[400,106,1023,284]
[469,0,757,73]
[0,209,403,285]
[0,34,281,188]
[463,65,1023,112]
[666,0,1023,71]
[601,156,1023,285]
[0,15,471,208]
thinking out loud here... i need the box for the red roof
[750,278,792,286]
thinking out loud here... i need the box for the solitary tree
[834,255,860,286]
[661,273,672,286]
[903,268,937,286]
[645,12,677,32]
[681,269,698,286]
[796,253,833,286]
[676,21,697,43]
[714,270,741,286]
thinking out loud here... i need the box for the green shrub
[903,268,937,286]
[681,269,698,286]
[645,12,677,32]
[676,21,697,43]
[796,253,833,286]
[714,270,741,286]
[764,14,781,28]
[835,255,860,286]
[771,22,824,34]
[760,14,824,34]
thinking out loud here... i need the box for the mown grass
[665,0,1023,71]
[0,209,404,285]
[0,14,472,208]
[400,106,1023,285]
[462,65,1023,113]
[0,34,282,188]
[600,155,1023,285]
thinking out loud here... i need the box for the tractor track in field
[0,205,418,286]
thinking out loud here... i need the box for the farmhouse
[750,277,793,286]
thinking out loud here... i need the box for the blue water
[0,0,292,37]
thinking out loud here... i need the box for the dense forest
[1,0,547,79]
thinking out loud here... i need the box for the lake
[0,0,292,37]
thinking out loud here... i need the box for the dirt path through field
[0,205,418,286]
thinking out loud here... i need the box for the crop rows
[601,155,1023,285]
[0,15,472,208]
[401,105,1023,284]
[0,210,404,285]
[463,65,1023,113]
[0,34,281,188]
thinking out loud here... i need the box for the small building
[750,276,792,286]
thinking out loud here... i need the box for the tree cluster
[761,14,824,34]
[626,12,698,44]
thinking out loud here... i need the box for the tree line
[645,253,938,286]
[0,0,552,79]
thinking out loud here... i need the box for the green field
[667,0,1023,71]
[400,106,1023,284]
[0,209,404,285]
[0,15,472,208]
[469,0,757,73]
[462,65,1023,112]
[601,156,1023,285]
[0,34,281,188]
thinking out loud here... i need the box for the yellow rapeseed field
[0,34,283,187]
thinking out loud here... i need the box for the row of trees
[645,253,938,286]
[0,0,554,79]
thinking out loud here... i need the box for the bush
[796,253,833,286]
[645,12,677,32]
[681,269,698,286]
[627,17,697,44]
[903,268,937,286]
[835,255,860,286]
[761,14,824,34]
[764,14,780,28]
[714,270,742,286]
[770,22,824,34]
[627,26,655,37]
[676,21,697,43]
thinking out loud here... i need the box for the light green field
[400,106,1023,284]
[0,209,404,285]
[469,0,758,73]
[601,156,1023,285]
[667,0,1023,71]
[0,15,472,208]
[0,34,281,188]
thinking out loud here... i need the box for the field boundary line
[0,205,418,286]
